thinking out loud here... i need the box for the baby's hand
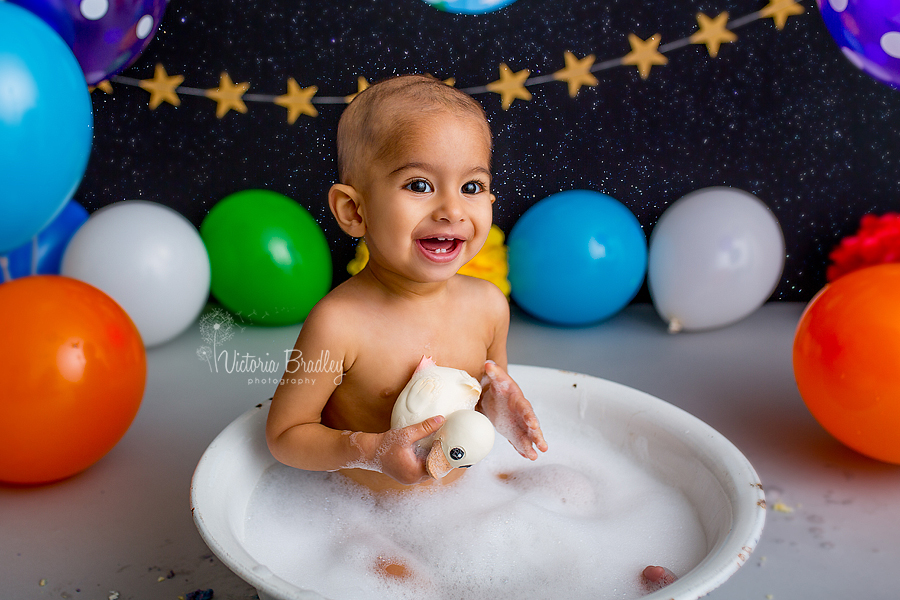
[479,361,548,460]
[370,416,445,485]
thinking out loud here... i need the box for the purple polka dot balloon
[817,0,900,90]
[10,0,167,85]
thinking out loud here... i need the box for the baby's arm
[477,285,548,460]
[265,302,443,485]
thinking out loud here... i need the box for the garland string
[97,0,805,119]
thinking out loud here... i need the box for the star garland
[99,0,806,119]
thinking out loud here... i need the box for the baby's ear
[328,184,366,237]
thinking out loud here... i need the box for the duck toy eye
[432,409,495,474]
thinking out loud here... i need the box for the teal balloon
[201,190,333,325]
[423,0,518,14]
[508,190,647,326]
[0,3,93,254]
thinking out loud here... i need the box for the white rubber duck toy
[391,356,496,479]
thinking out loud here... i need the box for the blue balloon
[508,190,648,326]
[0,3,93,255]
[1,200,89,281]
[423,0,518,14]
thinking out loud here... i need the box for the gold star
[690,12,737,58]
[344,77,370,103]
[89,80,114,95]
[205,72,249,118]
[486,63,531,110]
[274,78,318,123]
[423,74,457,87]
[553,51,598,97]
[760,0,805,30]
[622,33,668,80]
[138,64,182,109]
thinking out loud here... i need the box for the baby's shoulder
[300,280,368,335]
[308,275,365,312]
[452,275,509,317]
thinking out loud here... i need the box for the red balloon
[793,264,900,464]
[0,276,147,484]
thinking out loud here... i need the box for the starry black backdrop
[79,0,900,302]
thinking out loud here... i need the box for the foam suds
[244,409,706,600]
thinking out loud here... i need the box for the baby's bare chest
[325,309,492,431]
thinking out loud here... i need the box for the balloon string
[0,256,11,283]
[30,236,38,276]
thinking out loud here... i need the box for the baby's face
[359,112,495,284]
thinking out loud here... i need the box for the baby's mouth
[418,237,461,254]
[416,237,464,262]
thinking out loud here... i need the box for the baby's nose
[434,193,465,222]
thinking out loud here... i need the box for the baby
[265,73,679,593]
[266,74,548,492]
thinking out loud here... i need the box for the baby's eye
[461,181,485,195]
[405,180,433,193]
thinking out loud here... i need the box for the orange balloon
[793,264,900,464]
[0,276,146,484]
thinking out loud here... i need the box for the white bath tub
[191,365,765,600]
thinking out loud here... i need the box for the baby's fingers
[530,424,549,454]
[509,428,541,460]
[404,415,445,445]
[516,406,548,455]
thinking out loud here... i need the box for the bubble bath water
[243,408,707,600]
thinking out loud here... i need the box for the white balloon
[648,187,785,332]
[62,201,211,347]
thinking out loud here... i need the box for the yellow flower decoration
[347,238,369,277]
[346,225,511,297]
[458,225,511,297]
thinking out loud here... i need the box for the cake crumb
[772,501,794,513]
[39,579,47,587]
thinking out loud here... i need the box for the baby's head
[336,74,492,189]
[329,75,496,284]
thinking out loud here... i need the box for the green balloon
[201,190,332,325]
